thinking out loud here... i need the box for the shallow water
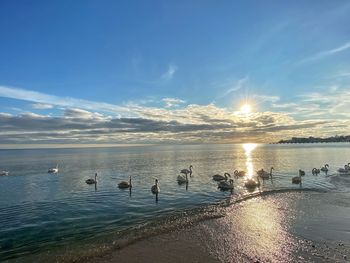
[0,143,349,261]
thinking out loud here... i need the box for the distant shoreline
[273,141,350,144]
[275,135,350,144]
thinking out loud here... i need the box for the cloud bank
[0,85,348,146]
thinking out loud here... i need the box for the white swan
[181,165,193,176]
[86,173,98,184]
[0,171,9,176]
[320,164,329,172]
[299,169,305,176]
[151,179,160,194]
[338,164,350,173]
[234,170,246,177]
[177,173,188,184]
[312,168,320,175]
[218,179,234,190]
[257,167,273,179]
[48,164,58,174]
[212,172,231,181]
[292,173,302,184]
[118,176,132,189]
[244,178,260,189]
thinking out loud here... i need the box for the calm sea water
[0,143,349,261]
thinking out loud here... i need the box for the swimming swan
[312,168,320,175]
[299,169,305,176]
[48,164,58,174]
[257,167,273,179]
[218,179,234,190]
[181,165,193,176]
[151,179,160,194]
[212,172,231,181]
[118,176,132,189]
[234,170,246,177]
[177,173,188,184]
[86,173,98,184]
[292,172,302,184]
[338,164,350,173]
[320,164,329,172]
[244,178,260,189]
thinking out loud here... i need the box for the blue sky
[0,1,350,146]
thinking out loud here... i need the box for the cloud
[31,103,53,109]
[0,103,329,145]
[161,64,178,80]
[162,98,185,108]
[221,76,248,97]
[271,103,298,109]
[253,94,280,103]
[214,76,249,102]
[0,85,127,115]
[299,41,350,64]
[63,108,107,120]
[0,85,348,146]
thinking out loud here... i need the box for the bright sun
[240,103,251,114]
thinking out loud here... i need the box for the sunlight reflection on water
[243,143,257,179]
[197,195,296,262]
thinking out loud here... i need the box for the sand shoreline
[85,191,350,263]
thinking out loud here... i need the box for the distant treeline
[276,135,350,144]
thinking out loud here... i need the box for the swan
[292,173,302,184]
[234,170,246,177]
[257,167,273,179]
[299,169,305,176]
[212,172,231,181]
[218,179,234,190]
[48,164,58,174]
[118,176,132,189]
[177,173,188,184]
[338,165,350,173]
[86,173,98,184]
[312,168,320,175]
[320,164,329,172]
[244,178,260,189]
[151,179,160,194]
[0,171,9,176]
[181,165,193,176]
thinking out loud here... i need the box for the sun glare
[240,103,251,114]
[243,143,257,179]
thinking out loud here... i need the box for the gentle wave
[4,187,328,263]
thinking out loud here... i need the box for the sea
[0,143,349,262]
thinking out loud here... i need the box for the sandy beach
[86,191,350,263]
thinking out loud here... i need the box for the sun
[240,103,251,114]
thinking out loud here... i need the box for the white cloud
[31,103,53,109]
[221,76,248,97]
[0,85,128,115]
[161,64,178,80]
[253,94,280,103]
[63,108,108,120]
[271,103,298,109]
[214,76,249,102]
[299,41,350,64]
[162,98,185,108]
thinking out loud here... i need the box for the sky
[0,0,350,147]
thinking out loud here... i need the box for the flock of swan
[86,161,350,195]
[1,162,349,195]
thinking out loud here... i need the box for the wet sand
[88,191,350,263]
